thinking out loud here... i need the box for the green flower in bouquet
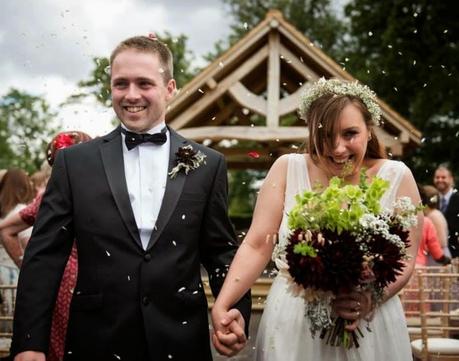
[288,171,389,234]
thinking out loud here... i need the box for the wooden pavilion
[166,10,422,169]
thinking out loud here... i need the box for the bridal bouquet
[285,172,418,348]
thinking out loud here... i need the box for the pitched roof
[166,9,421,167]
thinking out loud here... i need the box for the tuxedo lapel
[146,128,187,251]
[100,127,142,248]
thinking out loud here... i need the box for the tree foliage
[70,32,198,108]
[0,89,58,173]
[342,0,459,181]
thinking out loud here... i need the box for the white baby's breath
[299,77,382,126]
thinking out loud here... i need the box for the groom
[11,35,251,361]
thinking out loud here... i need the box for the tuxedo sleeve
[11,149,75,355]
[199,154,252,333]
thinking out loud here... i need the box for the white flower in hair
[299,77,382,126]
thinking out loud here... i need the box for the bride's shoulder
[270,153,304,169]
[268,154,290,175]
[370,158,409,176]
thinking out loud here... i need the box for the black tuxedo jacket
[11,127,251,360]
[445,191,459,258]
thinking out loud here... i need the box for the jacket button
[142,296,150,305]
[144,253,151,262]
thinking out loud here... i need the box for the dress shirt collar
[120,121,167,135]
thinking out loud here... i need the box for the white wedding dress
[255,154,413,361]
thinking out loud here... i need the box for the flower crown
[299,77,382,126]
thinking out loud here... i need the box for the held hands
[211,307,247,356]
[332,290,373,331]
[14,351,46,361]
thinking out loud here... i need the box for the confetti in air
[247,151,260,159]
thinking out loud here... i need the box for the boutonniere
[169,145,207,179]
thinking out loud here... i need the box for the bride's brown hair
[305,94,387,164]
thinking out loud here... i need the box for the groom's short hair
[110,35,174,83]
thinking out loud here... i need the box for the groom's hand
[14,351,46,361]
[212,308,247,356]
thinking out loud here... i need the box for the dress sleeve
[19,193,43,226]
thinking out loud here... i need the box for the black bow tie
[121,127,167,150]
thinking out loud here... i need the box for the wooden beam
[169,46,269,130]
[176,126,308,142]
[206,78,218,90]
[167,19,272,115]
[267,30,280,128]
[279,44,318,82]
[278,83,310,116]
[277,19,352,80]
[228,82,267,116]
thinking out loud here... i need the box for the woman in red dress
[0,131,91,361]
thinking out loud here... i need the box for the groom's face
[111,49,176,133]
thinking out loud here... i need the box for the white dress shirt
[121,122,170,249]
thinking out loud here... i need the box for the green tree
[0,89,58,173]
[206,0,346,61]
[228,169,266,231]
[342,0,459,180]
[70,32,198,108]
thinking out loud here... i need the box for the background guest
[434,165,459,257]
[422,184,451,264]
[0,168,34,284]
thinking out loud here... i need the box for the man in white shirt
[11,35,251,361]
[434,164,459,258]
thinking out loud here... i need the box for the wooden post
[267,23,280,128]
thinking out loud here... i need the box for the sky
[0,0,234,136]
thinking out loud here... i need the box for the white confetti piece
[172,240,177,246]
[178,287,186,293]
[181,214,186,220]
[106,250,111,257]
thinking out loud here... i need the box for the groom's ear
[166,79,177,100]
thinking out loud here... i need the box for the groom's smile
[124,105,147,113]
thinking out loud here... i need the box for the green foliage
[228,169,266,218]
[288,173,389,234]
[0,89,58,173]
[293,239,317,257]
[342,0,459,180]
[70,32,198,109]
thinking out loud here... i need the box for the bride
[211,78,422,360]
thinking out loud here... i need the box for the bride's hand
[332,290,373,331]
[211,306,247,356]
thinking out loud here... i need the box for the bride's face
[319,103,370,178]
